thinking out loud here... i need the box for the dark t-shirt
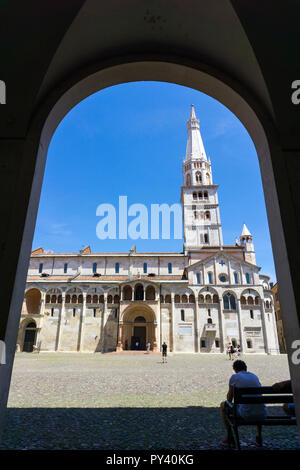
[162,344,167,353]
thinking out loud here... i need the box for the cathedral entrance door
[23,322,37,352]
[132,326,146,350]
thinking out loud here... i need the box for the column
[78,293,86,351]
[171,292,176,352]
[194,292,200,353]
[153,323,158,351]
[260,301,270,354]
[40,291,46,316]
[201,266,205,285]
[117,322,123,351]
[156,290,161,351]
[56,293,65,351]
[217,298,225,353]
[239,263,244,285]
[35,291,46,350]
[100,293,108,352]
[236,298,246,353]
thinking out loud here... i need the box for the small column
[171,292,176,352]
[217,297,225,353]
[213,258,217,284]
[117,322,123,351]
[201,266,205,285]
[56,293,65,351]
[40,291,46,316]
[153,323,158,351]
[260,300,270,354]
[78,293,86,351]
[143,287,146,301]
[239,264,244,285]
[236,298,246,353]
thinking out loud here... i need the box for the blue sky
[33,81,276,281]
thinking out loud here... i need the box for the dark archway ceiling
[0,0,299,148]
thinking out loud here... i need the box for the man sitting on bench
[220,360,267,447]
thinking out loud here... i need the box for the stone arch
[145,285,156,301]
[2,48,299,434]
[120,303,157,351]
[123,285,133,301]
[134,284,144,301]
[23,288,41,315]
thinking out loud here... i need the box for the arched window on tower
[206,173,211,184]
[193,192,197,200]
[196,272,201,284]
[205,211,210,220]
[143,263,147,274]
[198,192,203,199]
[234,272,239,284]
[168,263,172,274]
[186,174,191,186]
[245,272,251,284]
[204,191,208,199]
[115,263,119,274]
[204,233,209,243]
[196,172,202,183]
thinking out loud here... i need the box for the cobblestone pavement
[1,353,299,450]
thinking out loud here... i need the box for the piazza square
[1,352,299,450]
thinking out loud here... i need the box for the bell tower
[240,224,256,264]
[181,105,223,253]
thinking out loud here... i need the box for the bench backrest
[233,386,293,405]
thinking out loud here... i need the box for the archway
[1,58,300,440]
[23,321,37,353]
[24,289,41,315]
[119,305,157,351]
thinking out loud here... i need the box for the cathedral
[18,106,279,355]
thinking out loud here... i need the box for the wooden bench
[224,386,297,450]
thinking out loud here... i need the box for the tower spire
[185,104,207,161]
[181,106,223,252]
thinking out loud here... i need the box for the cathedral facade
[18,106,279,355]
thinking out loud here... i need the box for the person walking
[135,340,139,350]
[146,342,151,354]
[162,342,167,363]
